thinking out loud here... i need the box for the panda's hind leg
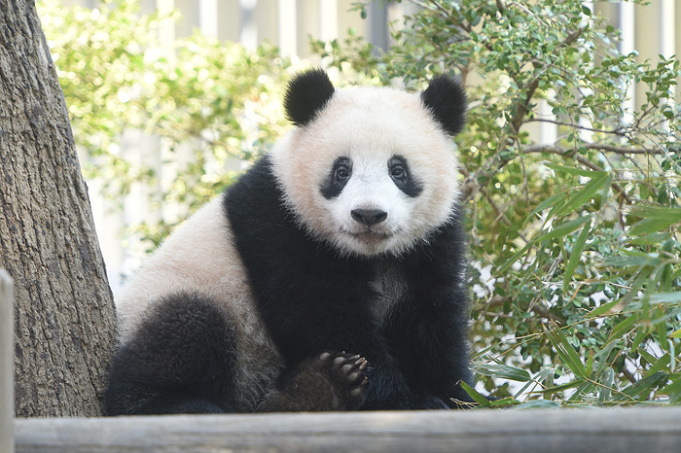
[258,351,368,412]
[104,292,238,415]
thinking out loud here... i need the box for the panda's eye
[390,165,406,179]
[335,166,351,181]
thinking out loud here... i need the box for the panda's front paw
[317,351,368,409]
[259,351,368,412]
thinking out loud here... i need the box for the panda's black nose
[351,209,388,226]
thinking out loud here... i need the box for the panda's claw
[312,351,368,410]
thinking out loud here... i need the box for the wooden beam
[1,270,14,453]
[15,407,681,452]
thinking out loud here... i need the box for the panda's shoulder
[223,155,280,216]
[223,155,305,250]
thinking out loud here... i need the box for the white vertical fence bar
[199,0,219,38]
[660,0,675,58]
[0,269,14,453]
[239,0,258,49]
[539,96,558,145]
[156,0,176,49]
[660,0,676,100]
[278,0,297,56]
[619,1,636,125]
[319,0,338,42]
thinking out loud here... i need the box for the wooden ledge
[15,407,681,452]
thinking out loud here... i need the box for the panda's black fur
[104,70,474,415]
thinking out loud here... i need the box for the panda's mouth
[346,229,396,244]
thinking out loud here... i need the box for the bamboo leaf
[458,380,491,406]
[513,367,554,398]
[529,192,566,219]
[598,368,615,402]
[569,380,596,402]
[660,375,681,396]
[536,215,592,243]
[537,379,585,395]
[476,363,532,382]
[544,325,588,378]
[645,352,670,375]
[649,292,681,305]
[630,217,681,236]
[497,242,532,275]
[609,313,640,341]
[588,298,624,317]
[488,397,521,408]
[554,172,611,217]
[621,372,667,399]
[629,207,681,235]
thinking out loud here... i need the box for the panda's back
[114,196,283,411]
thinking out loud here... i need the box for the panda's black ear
[284,69,335,126]
[420,76,467,136]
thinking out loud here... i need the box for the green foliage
[39,0,291,248]
[333,0,681,406]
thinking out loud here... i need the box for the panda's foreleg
[256,285,423,410]
[248,255,426,410]
[104,292,238,415]
[386,216,476,408]
[257,351,368,412]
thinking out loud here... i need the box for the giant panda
[104,69,474,415]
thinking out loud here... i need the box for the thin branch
[407,0,455,21]
[525,118,627,137]
[480,185,512,227]
[522,143,665,156]
[488,295,565,324]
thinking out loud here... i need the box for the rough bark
[0,0,116,417]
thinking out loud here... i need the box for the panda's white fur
[271,86,461,256]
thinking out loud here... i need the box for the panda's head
[271,69,466,257]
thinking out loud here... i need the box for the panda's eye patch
[389,155,423,197]
[321,156,352,199]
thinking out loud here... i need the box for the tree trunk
[0,0,116,417]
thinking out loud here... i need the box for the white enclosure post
[0,269,14,453]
